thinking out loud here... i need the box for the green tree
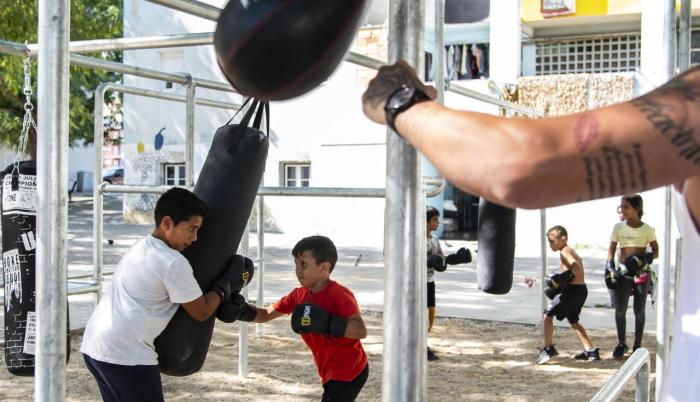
[0,0,122,159]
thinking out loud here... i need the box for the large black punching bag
[155,100,269,376]
[214,0,368,101]
[476,198,516,294]
[1,161,70,375]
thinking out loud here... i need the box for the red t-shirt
[273,280,368,383]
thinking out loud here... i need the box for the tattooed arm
[362,61,700,209]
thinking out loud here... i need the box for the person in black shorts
[537,225,600,365]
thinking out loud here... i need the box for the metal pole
[93,84,108,302]
[383,1,425,401]
[540,210,547,317]
[36,1,70,400]
[185,77,196,187]
[643,1,676,397]
[256,196,265,338]
[679,0,692,73]
[434,0,445,105]
[28,32,214,54]
[144,0,221,21]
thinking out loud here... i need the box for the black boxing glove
[445,247,472,265]
[427,254,446,272]
[291,303,347,337]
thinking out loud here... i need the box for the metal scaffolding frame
[7,0,687,401]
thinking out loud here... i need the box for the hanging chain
[13,56,37,173]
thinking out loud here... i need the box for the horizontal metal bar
[0,283,101,306]
[447,82,544,117]
[590,348,650,402]
[101,184,386,198]
[0,39,30,57]
[27,32,214,54]
[144,0,220,21]
[0,39,235,93]
[106,83,239,110]
[345,51,386,70]
[67,271,113,281]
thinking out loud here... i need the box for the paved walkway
[1,195,661,343]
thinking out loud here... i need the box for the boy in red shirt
[249,235,369,401]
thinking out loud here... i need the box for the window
[164,163,186,186]
[535,34,640,75]
[283,163,310,187]
[691,29,700,65]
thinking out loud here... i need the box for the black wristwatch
[384,84,430,133]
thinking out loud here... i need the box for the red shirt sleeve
[332,285,361,319]
[272,288,302,314]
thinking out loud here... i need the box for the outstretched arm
[362,62,700,209]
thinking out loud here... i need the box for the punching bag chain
[14,56,36,172]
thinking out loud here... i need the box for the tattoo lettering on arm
[631,75,700,165]
[582,144,647,199]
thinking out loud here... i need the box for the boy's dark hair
[426,206,440,222]
[622,194,644,218]
[292,235,338,272]
[547,225,568,238]
[154,187,206,227]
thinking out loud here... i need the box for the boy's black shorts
[544,284,588,324]
[322,364,369,402]
[427,281,436,308]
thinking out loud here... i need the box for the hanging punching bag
[154,100,269,376]
[476,198,516,294]
[2,161,70,376]
[214,0,368,101]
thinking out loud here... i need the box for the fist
[361,60,436,125]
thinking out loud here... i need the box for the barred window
[535,35,640,75]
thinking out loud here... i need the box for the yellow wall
[522,0,700,22]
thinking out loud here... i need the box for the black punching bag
[155,100,269,376]
[476,198,516,294]
[1,161,70,376]
[214,0,368,101]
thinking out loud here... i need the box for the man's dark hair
[547,225,568,238]
[622,194,644,218]
[154,187,206,227]
[426,206,440,222]
[292,235,338,272]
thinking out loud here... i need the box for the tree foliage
[0,0,123,157]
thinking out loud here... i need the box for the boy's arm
[650,240,660,259]
[253,305,285,323]
[344,314,368,340]
[560,248,581,271]
[181,291,222,322]
[607,241,618,261]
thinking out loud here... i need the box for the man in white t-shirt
[81,187,237,402]
[362,61,700,400]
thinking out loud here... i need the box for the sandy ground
[1,311,654,402]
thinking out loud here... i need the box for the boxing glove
[216,293,258,323]
[604,260,621,289]
[446,247,472,265]
[427,254,446,272]
[544,270,574,299]
[291,303,347,337]
[228,254,255,294]
[622,254,646,276]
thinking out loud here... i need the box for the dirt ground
[1,311,654,402]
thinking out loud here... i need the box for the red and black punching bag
[154,100,269,376]
[2,161,70,375]
[214,0,369,101]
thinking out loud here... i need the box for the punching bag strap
[225,96,254,126]
[252,101,269,137]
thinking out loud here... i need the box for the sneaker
[575,348,600,361]
[536,345,558,365]
[612,343,629,358]
[427,347,439,361]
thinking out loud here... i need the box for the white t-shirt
[659,190,700,401]
[80,235,203,366]
[427,234,443,283]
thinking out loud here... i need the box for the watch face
[386,86,415,110]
